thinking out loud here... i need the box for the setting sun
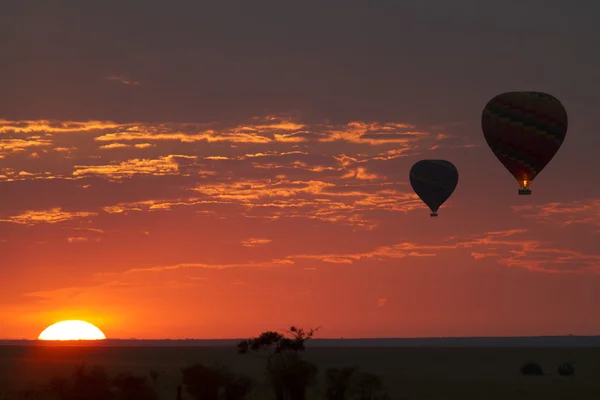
[38,320,106,341]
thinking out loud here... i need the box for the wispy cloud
[0,208,97,225]
[118,259,294,275]
[0,119,124,134]
[75,116,461,147]
[95,178,422,229]
[0,137,53,158]
[99,143,131,150]
[105,75,141,86]
[512,199,600,229]
[67,237,89,243]
[285,229,600,274]
[73,155,197,179]
[241,238,272,247]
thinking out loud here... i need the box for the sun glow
[38,320,106,341]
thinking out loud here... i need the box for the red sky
[0,2,599,339]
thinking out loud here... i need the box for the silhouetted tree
[182,363,254,400]
[182,364,225,400]
[558,362,575,376]
[44,364,114,400]
[112,372,157,400]
[42,365,157,400]
[237,326,319,360]
[46,376,70,399]
[222,371,254,400]
[66,364,114,400]
[237,326,320,400]
[352,371,386,400]
[520,362,544,376]
[324,366,357,400]
[268,352,318,400]
[148,369,161,385]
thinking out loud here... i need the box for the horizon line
[1,334,596,341]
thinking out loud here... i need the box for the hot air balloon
[409,160,459,217]
[481,91,568,195]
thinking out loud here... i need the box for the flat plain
[2,345,600,399]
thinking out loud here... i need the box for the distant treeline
[3,335,600,348]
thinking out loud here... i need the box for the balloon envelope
[481,91,568,194]
[409,160,458,216]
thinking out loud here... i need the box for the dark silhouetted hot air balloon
[409,160,459,217]
[481,91,568,195]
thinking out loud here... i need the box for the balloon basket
[518,188,531,195]
[430,212,438,217]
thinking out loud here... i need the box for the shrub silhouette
[238,325,319,400]
[220,366,254,400]
[182,364,225,400]
[266,352,318,400]
[182,363,254,400]
[324,367,391,400]
[520,362,544,376]
[46,364,113,400]
[42,364,157,400]
[148,369,161,385]
[112,372,158,400]
[324,366,357,400]
[557,362,575,376]
[223,375,254,400]
[352,371,390,400]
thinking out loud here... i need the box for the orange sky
[0,2,599,339]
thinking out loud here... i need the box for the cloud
[0,137,53,158]
[319,122,434,145]
[99,142,159,150]
[67,237,89,243]
[470,252,500,260]
[86,116,459,148]
[512,199,600,229]
[0,169,79,183]
[0,119,124,134]
[99,143,131,150]
[286,229,600,274]
[0,115,473,191]
[93,177,421,229]
[0,118,472,153]
[0,116,474,234]
[67,227,105,234]
[287,241,442,264]
[105,75,140,86]
[341,167,380,180]
[53,146,77,152]
[495,244,600,274]
[372,148,415,160]
[22,278,197,304]
[73,155,197,179]
[0,208,97,225]
[118,259,293,275]
[71,228,599,284]
[241,238,272,247]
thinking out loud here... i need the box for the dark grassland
[2,345,600,399]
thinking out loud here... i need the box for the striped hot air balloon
[481,91,568,195]
[409,160,459,217]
